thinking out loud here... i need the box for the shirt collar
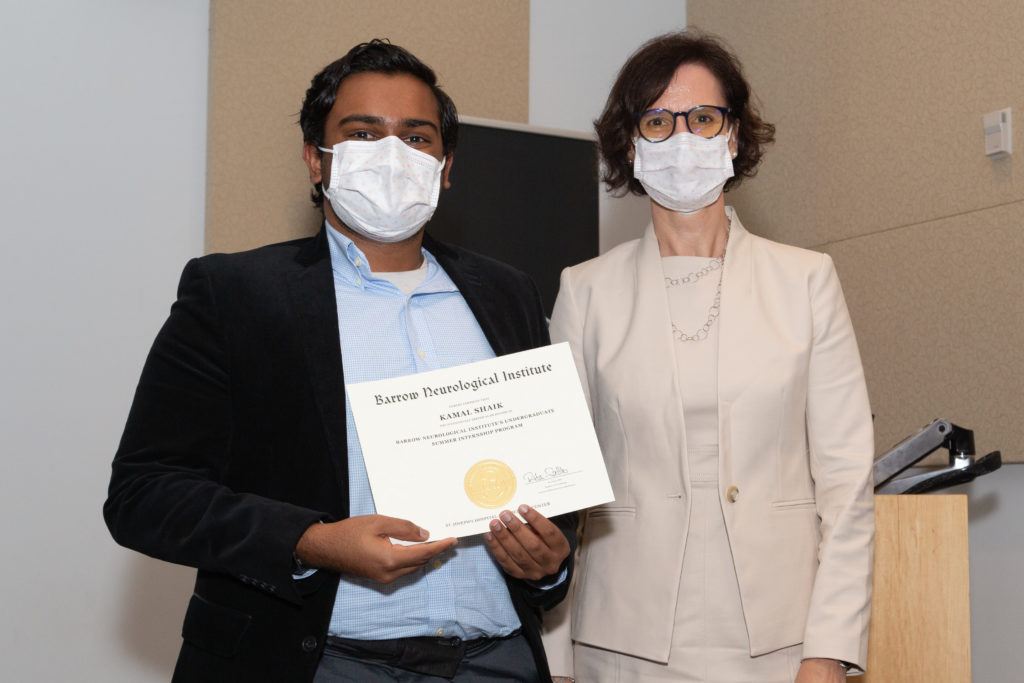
[324,222,457,295]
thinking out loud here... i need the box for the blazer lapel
[717,207,758,406]
[287,229,349,512]
[627,224,689,491]
[622,211,754,495]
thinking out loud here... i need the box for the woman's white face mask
[319,135,444,243]
[632,132,735,214]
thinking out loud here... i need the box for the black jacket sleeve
[103,258,325,606]
[506,274,579,612]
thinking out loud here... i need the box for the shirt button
[417,350,427,360]
[435,628,445,637]
[354,277,361,286]
[432,559,443,570]
[301,635,318,652]
[354,258,362,267]
[726,485,740,503]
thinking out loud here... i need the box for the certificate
[347,343,613,538]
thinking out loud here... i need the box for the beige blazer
[543,208,874,675]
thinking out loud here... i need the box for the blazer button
[726,485,740,503]
[301,636,318,653]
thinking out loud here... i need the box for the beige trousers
[575,461,803,682]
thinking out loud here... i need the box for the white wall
[0,1,208,680]
[942,463,1024,681]
[529,0,688,252]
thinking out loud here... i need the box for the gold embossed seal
[463,459,517,509]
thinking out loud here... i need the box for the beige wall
[206,0,529,253]
[689,0,1024,463]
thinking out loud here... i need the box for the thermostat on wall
[983,108,1012,157]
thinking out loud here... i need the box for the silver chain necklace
[664,257,722,288]
[666,219,731,343]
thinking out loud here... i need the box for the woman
[546,32,874,683]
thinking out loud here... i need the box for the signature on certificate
[523,466,569,483]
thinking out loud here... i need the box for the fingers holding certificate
[346,343,613,541]
[485,504,571,581]
[295,514,458,584]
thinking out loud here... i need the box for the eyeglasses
[637,106,731,142]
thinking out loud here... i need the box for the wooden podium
[858,495,971,682]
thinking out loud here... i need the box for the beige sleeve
[541,579,576,678]
[541,266,590,678]
[801,253,876,672]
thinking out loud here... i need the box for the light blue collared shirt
[325,225,521,640]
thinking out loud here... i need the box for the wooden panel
[206,0,529,254]
[859,496,971,682]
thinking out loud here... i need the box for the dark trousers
[313,632,541,682]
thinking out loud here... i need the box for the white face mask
[633,132,735,214]
[319,136,444,243]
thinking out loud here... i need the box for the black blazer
[104,229,576,682]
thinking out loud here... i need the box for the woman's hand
[795,658,847,682]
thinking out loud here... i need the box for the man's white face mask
[319,135,445,243]
[632,132,735,214]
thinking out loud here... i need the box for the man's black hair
[299,39,459,208]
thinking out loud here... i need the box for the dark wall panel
[429,123,599,316]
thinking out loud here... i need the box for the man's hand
[795,658,847,683]
[295,515,457,584]
[484,504,570,581]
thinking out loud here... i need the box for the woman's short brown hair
[595,30,775,196]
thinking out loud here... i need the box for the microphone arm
[873,419,1002,495]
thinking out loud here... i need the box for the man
[105,40,575,683]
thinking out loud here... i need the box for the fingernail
[490,520,502,531]
[499,511,513,524]
[518,504,530,515]
[419,527,429,540]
